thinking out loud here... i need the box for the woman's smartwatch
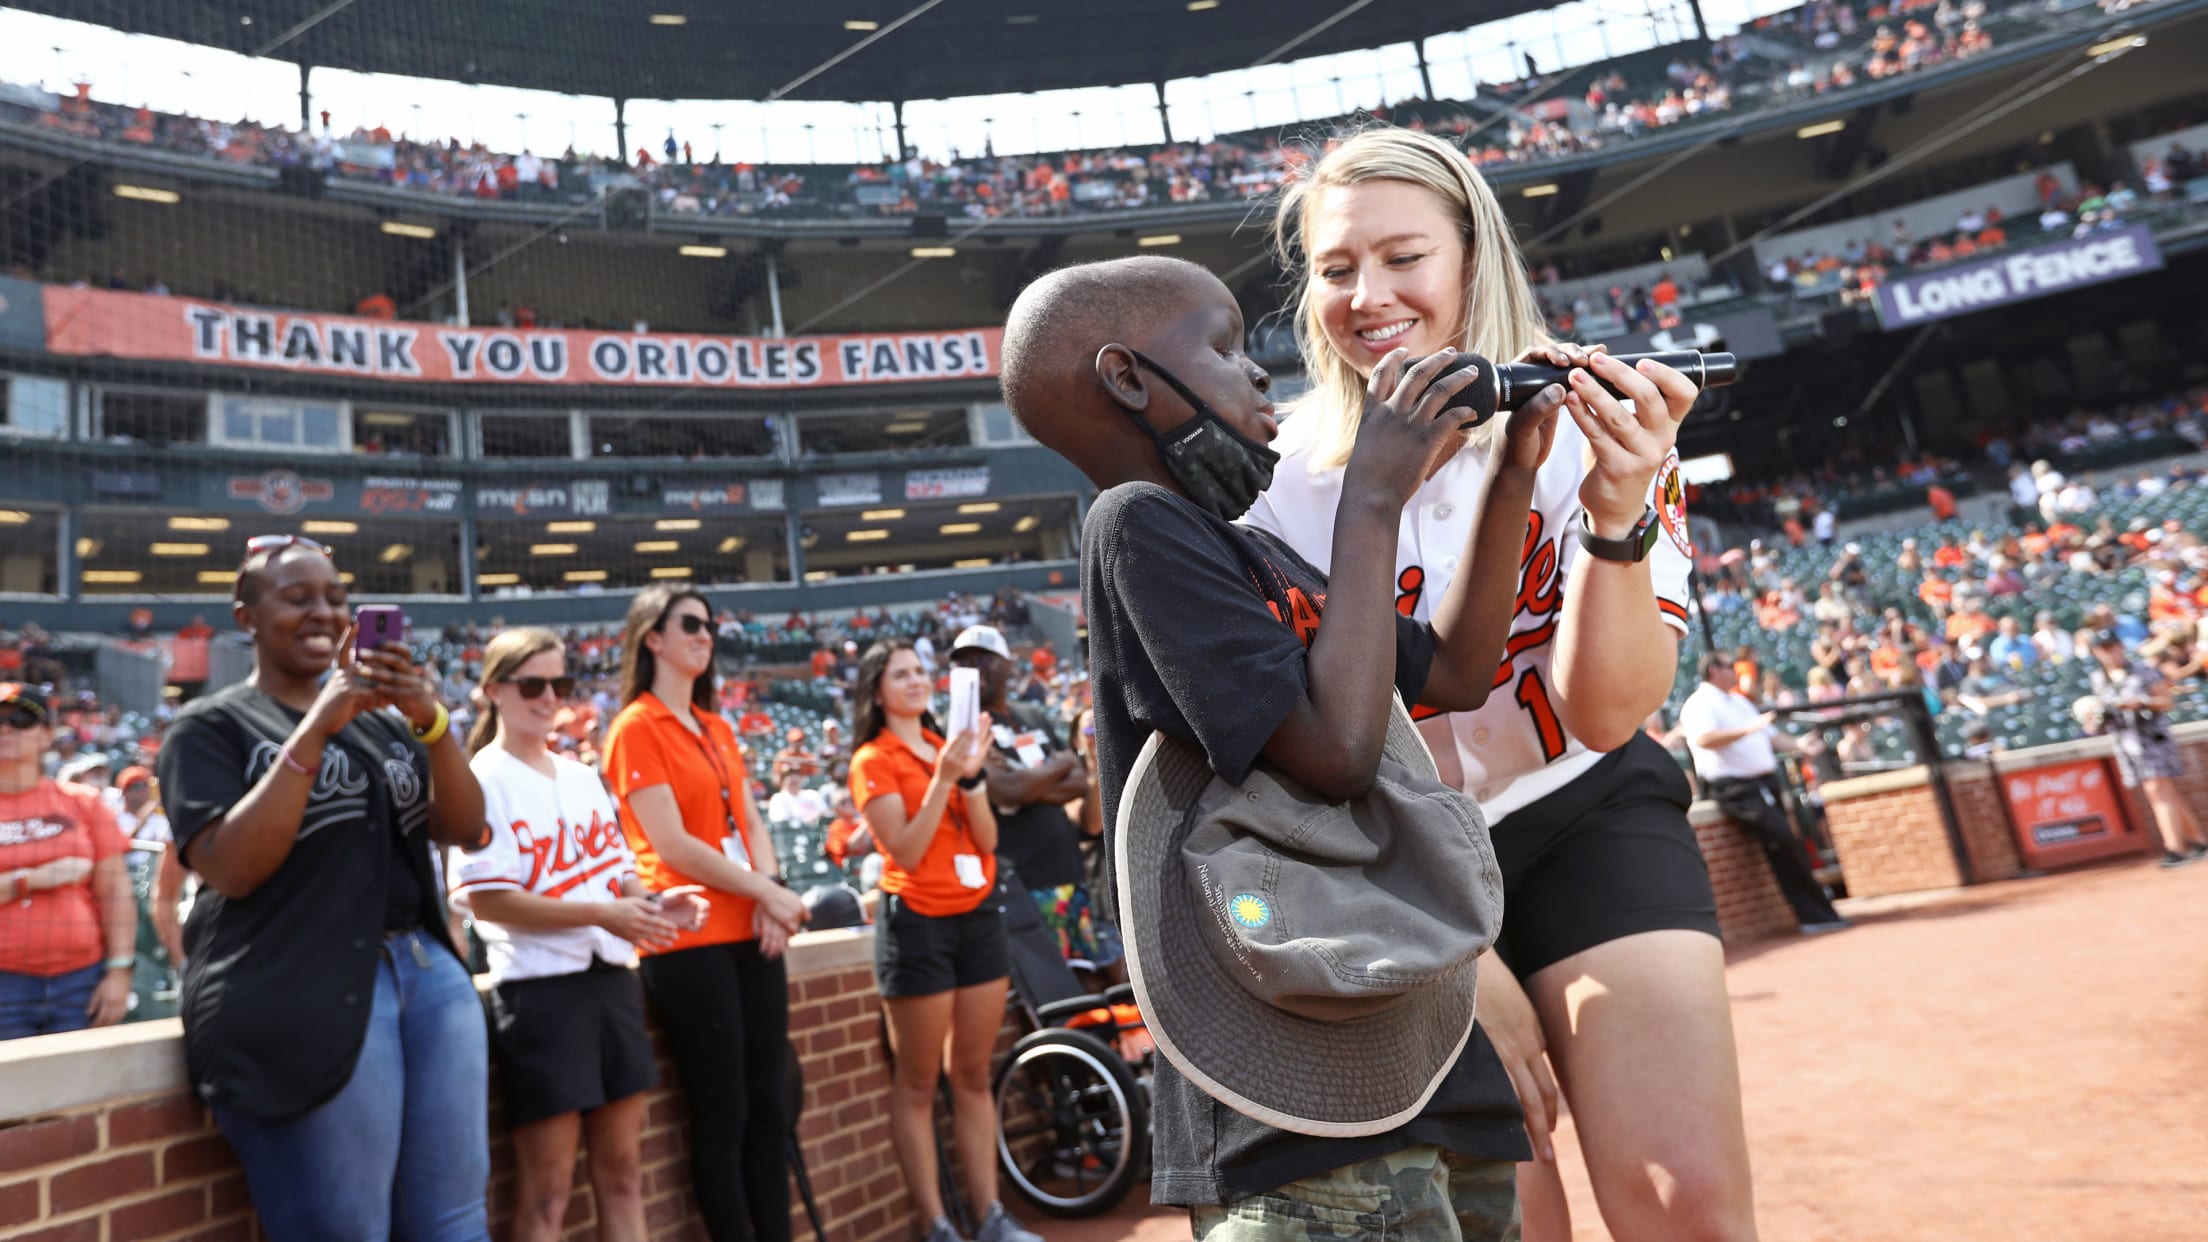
[1575,506,1662,564]
[956,773,986,791]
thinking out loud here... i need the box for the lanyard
[676,710,747,848]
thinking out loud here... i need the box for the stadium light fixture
[478,573,521,586]
[957,502,1001,514]
[955,558,994,568]
[939,522,983,535]
[75,538,101,558]
[0,511,29,524]
[845,19,880,30]
[1139,234,1182,247]
[83,570,143,584]
[862,508,907,520]
[649,13,688,25]
[718,536,745,553]
[151,543,210,557]
[805,570,836,582]
[656,518,702,531]
[168,516,230,532]
[847,530,891,542]
[911,247,957,259]
[1521,184,1559,198]
[564,570,610,582]
[2086,35,2145,57]
[113,185,180,204]
[680,244,728,258]
[634,540,680,553]
[531,543,580,556]
[379,544,412,563]
[1187,0,1220,9]
[302,520,358,535]
[197,571,237,585]
[885,422,932,436]
[1014,515,1041,533]
[1796,119,1846,139]
[361,412,415,427]
[339,573,356,585]
[652,567,695,579]
[546,521,596,533]
[380,221,437,239]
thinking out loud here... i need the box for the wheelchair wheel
[994,1027,1145,1218]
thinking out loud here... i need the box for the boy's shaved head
[1000,256,1222,434]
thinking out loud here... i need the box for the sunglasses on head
[661,613,710,636]
[241,534,334,562]
[0,706,44,731]
[498,676,576,701]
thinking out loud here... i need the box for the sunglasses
[242,534,334,562]
[498,676,577,701]
[661,613,710,636]
[0,707,44,731]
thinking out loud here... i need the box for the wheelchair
[991,873,1152,1218]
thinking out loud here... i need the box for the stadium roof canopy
[34,0,1552,103]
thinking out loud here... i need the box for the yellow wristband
[411,702,451,746]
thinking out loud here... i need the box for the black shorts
[488,961,658,1126]
[874,894,1010,999]
[1489,732,1721,979]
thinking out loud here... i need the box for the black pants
[638,940,793,1242]
[1707,773,1842,927]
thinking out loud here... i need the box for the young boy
[1000,255,1564,1238]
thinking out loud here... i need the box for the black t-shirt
[988,701,1086,890]
[1081,482,1529,1206]
[157,681,455,1122]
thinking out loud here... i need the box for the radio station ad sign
[905,466,990,501]
[1995,756,2142,870]
[475,479,613,518]
[359,476,463,516]
[43,286,1002,391]
[661,479,785,513]
[1873,223,2164,330]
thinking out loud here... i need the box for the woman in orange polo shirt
[602,585,808,1242]
[849,641,1040,1242]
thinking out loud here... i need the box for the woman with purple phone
[155,535,494,1241]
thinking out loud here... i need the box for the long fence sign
[1872,222,2164,330]
[43,286,1000,390]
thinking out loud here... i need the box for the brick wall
[1689,803,1801,945]
[0,931,922,1242]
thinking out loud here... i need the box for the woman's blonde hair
[1272,126,1553,470]
[466,626,565,755]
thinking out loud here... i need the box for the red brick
[10,1219,99,1242]
[0,1115,98,1174]
[0,1177,39,1227]
[162,1134,237,1183]
[111,1184,209,1237]
[208,1173,251,1216]
[108,1095,210,1147]
[177,1219,252,1242]
[51,1150,156,1213]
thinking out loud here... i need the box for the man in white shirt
[766,772,827,828]
[1678,655,1849,933]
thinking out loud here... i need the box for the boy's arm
[1419,400,1559,711]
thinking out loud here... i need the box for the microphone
[1416,350,1738,429]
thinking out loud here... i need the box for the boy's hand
[1497,385,1564,474]
[1348,348,1488,506]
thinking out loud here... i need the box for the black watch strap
[1575,506,1662,564]
[956,772,986,790]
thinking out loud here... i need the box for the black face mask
[1125,350,1279,522]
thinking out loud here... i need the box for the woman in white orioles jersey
[452,628,708,1242]
[1245,127,1754,1241]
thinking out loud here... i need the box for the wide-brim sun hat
[1115,696,1502,1137]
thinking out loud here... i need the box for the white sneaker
[975,1202,1045,1242]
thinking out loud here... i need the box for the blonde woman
[451,628,707,1242]
[1244,127,1754,1241]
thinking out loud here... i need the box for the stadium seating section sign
[1873,223,2164,331]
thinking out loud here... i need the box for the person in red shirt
[848,640,1040,1242]
[1029,639,1058,682]
[0,683,137,1038]
[603,586,807,1242]
[1926,483,1956,520]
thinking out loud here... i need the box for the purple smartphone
[354,604,407,659]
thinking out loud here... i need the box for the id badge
[721,830,752,869]
[953,853,987,889]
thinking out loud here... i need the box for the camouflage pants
[1190,1145,1520,1241]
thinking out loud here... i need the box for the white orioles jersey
[1242,408,1693,821]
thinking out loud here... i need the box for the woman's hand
[596,896,683,950]
[1478,954,1561,1161]
[360,641,440,733]
[1347,348,1490,506]
[300,620,383,741]
[757,882,809,935]
[86,969,131,1027]
[933,714,995,786]
[1563,351,1699,535]
[655,885,711,931]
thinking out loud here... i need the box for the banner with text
[43,286,1002,390]
[1873,223,2164,330]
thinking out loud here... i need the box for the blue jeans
[212,930,491,1242]
[0,962,102,1040]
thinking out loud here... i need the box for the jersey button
[1473,728,1491,745]
[1477,786,1496,801]
[1443,555,1460,572]
[344,993,359,1006]
[1433,503,1455,521]
[352,938,368,951]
